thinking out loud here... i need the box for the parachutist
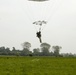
[36,31,42,43]
[33,20,47,43]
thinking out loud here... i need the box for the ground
[0,56,76,75]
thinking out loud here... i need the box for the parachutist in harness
[36,30,42,43]
[33,20,47,43]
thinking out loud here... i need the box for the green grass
[0,56,76,75]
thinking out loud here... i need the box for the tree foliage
[40,43,51,56]
[21,42,31,50]
[0,42,75,57]
[33,48,40,56]
[52,46,62,57]
[40,43,51,50]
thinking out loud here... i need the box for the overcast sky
[0,0,76,53]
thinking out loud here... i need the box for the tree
[12,47,16,51]
[0,46,5,54]
[40,43,51,50]
[5,47,10,55]
[0,46,11,55]
[21,42,31,50]
[33,48,40,56]
[20,48,30,56]
[21,42,31,56]
[40,43,51,56]
[52,46,62,57]
[11,47,17,55]
[0,46,6,55]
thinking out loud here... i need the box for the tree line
[0,42,75,57]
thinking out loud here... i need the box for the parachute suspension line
[46,0,57,23]
[43,2,49,20]
[18,0,32,23]
[38,2,47,21]
[41,0,57,31]
[18,0,38,31]
[26,1,50,32]
[35,2,49,32]
[26,1,47,32]
[42,0,62,31]
[26,1,43,32]
[47,0,61,23]
[40,2,45,21]
[40,1,48,23]
[22,0,38,32]
[43,0,56,21]
[31,1,49,32]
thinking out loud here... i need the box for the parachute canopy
[29,0,48,2]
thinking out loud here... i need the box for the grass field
[0,56,76,75]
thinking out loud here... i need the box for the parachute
[19,0,60,31]
[19,0,61,42]
[26,0,59,31]
[29,0,48,2]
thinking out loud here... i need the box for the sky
[0,0,76,53]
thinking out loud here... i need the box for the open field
[0,56,76,75]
